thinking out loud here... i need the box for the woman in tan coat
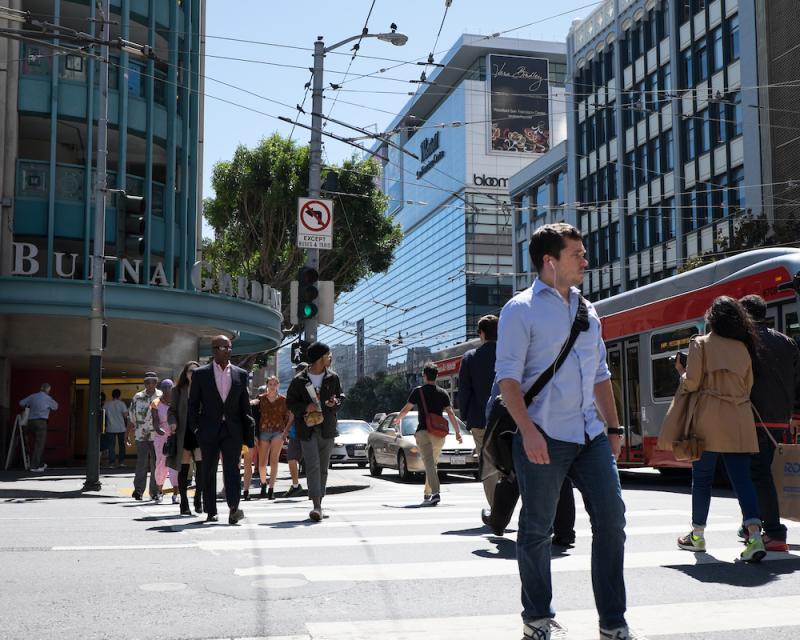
[666,296,765,562]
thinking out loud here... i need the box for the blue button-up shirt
[495,279,610,444]
[19,391,59,421]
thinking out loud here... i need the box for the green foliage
[202,133,403,323]
[678,211,800,273]
[339,371,410,422]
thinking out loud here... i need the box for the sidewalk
[0,464,372,501]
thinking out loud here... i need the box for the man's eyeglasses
[213,345,232,351]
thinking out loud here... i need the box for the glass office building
[315,35,567,390]
[565,0,788,300]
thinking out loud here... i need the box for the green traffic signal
[301,302,318,319]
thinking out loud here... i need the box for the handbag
[483,298,590,479]
[162,433,177,458]
[667,388,704,461]
[769,427,800,522]
[418,386,450,438]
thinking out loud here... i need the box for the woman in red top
[257,376,293,499]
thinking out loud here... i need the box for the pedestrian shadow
[473,536,517,559]
[381,502,432,509]
[666,554,800,587]
[260,519,318,529]
[134,514,192,522]
[442,526,496,537]
[144,519,209,533]
[0,489,115,501]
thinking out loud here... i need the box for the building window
[518,239,530,273]
[624,151,635,192]
[597,166,607,202]
[605,43,615,80]
[681,48,693,88]
[635,81,647,122]
[711,27,724,72]
[663,128,674,171]
[627,214,639,252]
[730,167,745,214]
[712,174,728,220]
[698,109,711,154]
[635,145,646,187]
[599,225,610,264]
[608,164,618,200]
[660,63,672,104]
[684,189,697,231]
[696,183,710,227]
[606,104,616,139]
[662,198,676,239]
[555,173,565,207]
[683,117,696,160]
[661,1,671,39]
[647,72,659,110]
[650,136,661,175]
[727,91,742,138]
[727,13,740,61]
[695,40,708,83]
[711,101,726,146]
[610,220,620,260]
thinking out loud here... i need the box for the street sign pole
[303,37,325,344]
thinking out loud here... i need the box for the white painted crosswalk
[57,479,800,638]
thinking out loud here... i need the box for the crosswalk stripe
[235,547,800,581]
[295,595,800,639]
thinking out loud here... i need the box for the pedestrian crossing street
[58,477,800,639]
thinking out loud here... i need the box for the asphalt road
[1,464,800,639]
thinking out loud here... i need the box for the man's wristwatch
[607,426,625,436]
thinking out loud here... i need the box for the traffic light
[291,339,309,364]
[297,266,319,321]
[122,194,146,256]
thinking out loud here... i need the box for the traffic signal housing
[297,266,319,322]
[122,194,146,256]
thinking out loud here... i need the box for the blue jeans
[513,431,627,630]
[691,451,761,528]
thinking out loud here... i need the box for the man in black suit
[187,335,254,525]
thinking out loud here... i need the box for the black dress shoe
[243,491,250,501]
[228,508,245,525]
[194,496,203,514]
[205,514,219,522]
[481,508,505,536]
[551,535,576,547]
[132,491,143,501]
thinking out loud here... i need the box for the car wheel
[368,449,382,477]
[398,452,411,482]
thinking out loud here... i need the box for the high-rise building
[318,35,568,382]
[0,1,282,464]
[537,0,784,301]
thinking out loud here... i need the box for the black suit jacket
[187,362,255,448]
[457,341,496,428]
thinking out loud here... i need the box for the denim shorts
[259,430,283,442]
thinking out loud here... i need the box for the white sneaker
[599,625,647,640]
[171,494,179,504]
[154,493,163,504]
[522,618,568,640]
[30,465,47,473]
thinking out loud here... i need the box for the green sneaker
[677,532,706,552]
[740,535,767,563]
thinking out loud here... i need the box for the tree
[339,371,410,422]
[202,133,403,322]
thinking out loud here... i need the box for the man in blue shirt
[19,383,59,472]
[496,223,634,640]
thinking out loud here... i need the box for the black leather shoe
[132,491,142,501]
[194,496,203,513]
[228,508,245,525]
[180,499,191,516]
[552,535,576,547]
[205,514,219,523]
[243,491,250,501]
[481,508,505,536]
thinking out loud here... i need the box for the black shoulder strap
[522,297,591,407]
[417,385,429,416]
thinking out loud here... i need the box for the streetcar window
[652,356,682,399]
[651,325,698,399]
[786,312,800,342]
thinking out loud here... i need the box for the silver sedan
[366,412,478,482]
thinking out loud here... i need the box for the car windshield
[400,413,463,437]
[337,421,372,435]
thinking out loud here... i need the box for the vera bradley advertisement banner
[488,54,550,154]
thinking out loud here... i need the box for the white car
[329,420,373,467]
[367,412,478,482]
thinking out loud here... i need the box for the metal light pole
[303,30,407,344]
[84,0,110,492]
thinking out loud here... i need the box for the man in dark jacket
[458,315,498,505]
[740,295,800,551]
[187,335,254,525]
[286,342,342,522]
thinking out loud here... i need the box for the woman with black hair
[662,296,765,562]
[167,360,203,515]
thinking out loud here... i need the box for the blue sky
[201,0,601,222]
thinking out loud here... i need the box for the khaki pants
[414,429,445,496]
[470,427,498,506]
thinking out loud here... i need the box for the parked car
[330,420,372,467]
[366,412,478,482]
[370,413,386,430]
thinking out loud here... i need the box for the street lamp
[302,29,407,344]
